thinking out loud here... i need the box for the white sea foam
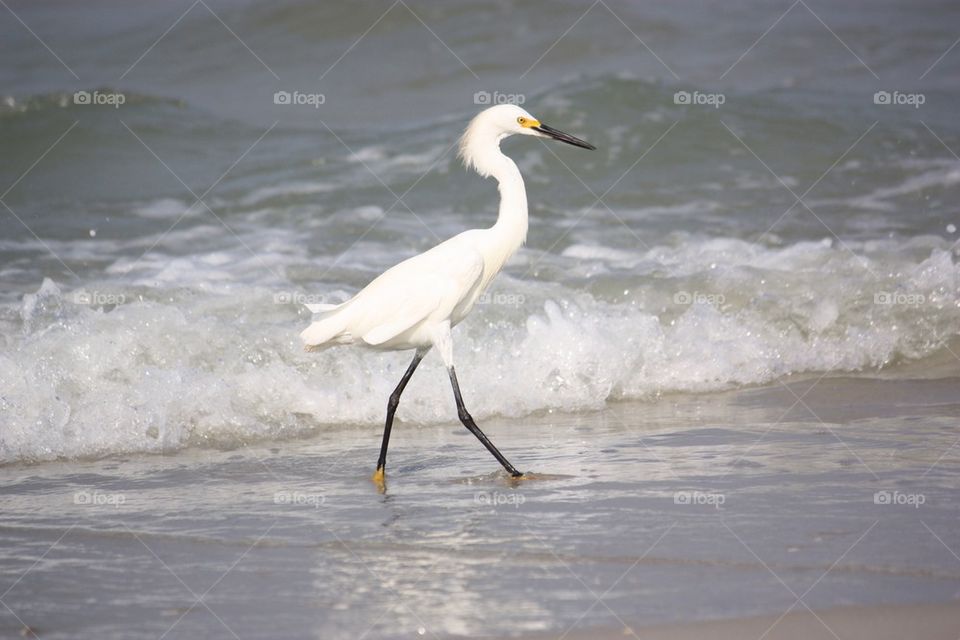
[239,181,336,207]
[132,198,193,219]
[1,236,957,464]
[346,144,450,175]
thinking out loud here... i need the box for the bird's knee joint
[387,395,400,412]
[457,408,472,423]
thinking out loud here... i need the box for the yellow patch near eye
[518,117,540,128]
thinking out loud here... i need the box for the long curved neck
[490,150,528,254]
[467,142,528,280]
[460,125,530,285]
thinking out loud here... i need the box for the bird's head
[459,104,595,176]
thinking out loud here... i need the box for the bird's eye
[517,117,526,125]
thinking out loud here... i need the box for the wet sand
[1,373,959,639]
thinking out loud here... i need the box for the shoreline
[2,373,958,639]
[4,365,960,470]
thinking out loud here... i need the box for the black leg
[374,350,426,483]
[448,366,523,477]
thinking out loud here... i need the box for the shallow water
[2,377,959,639]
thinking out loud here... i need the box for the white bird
[300,104,595,486]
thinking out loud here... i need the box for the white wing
[300,233,485,350]
[360,285,442,345]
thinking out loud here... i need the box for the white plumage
[299,104,595,486]
[300,232,485,355]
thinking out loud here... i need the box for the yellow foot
[371,467,386,493]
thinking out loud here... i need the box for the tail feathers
[305,302,340,313]
[300,311,349,351]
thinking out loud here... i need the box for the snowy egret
[300,104,595,486]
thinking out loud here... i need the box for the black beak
[533,123,596,150]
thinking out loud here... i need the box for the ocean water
[3,380,960,639]
[2,0,960,464]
